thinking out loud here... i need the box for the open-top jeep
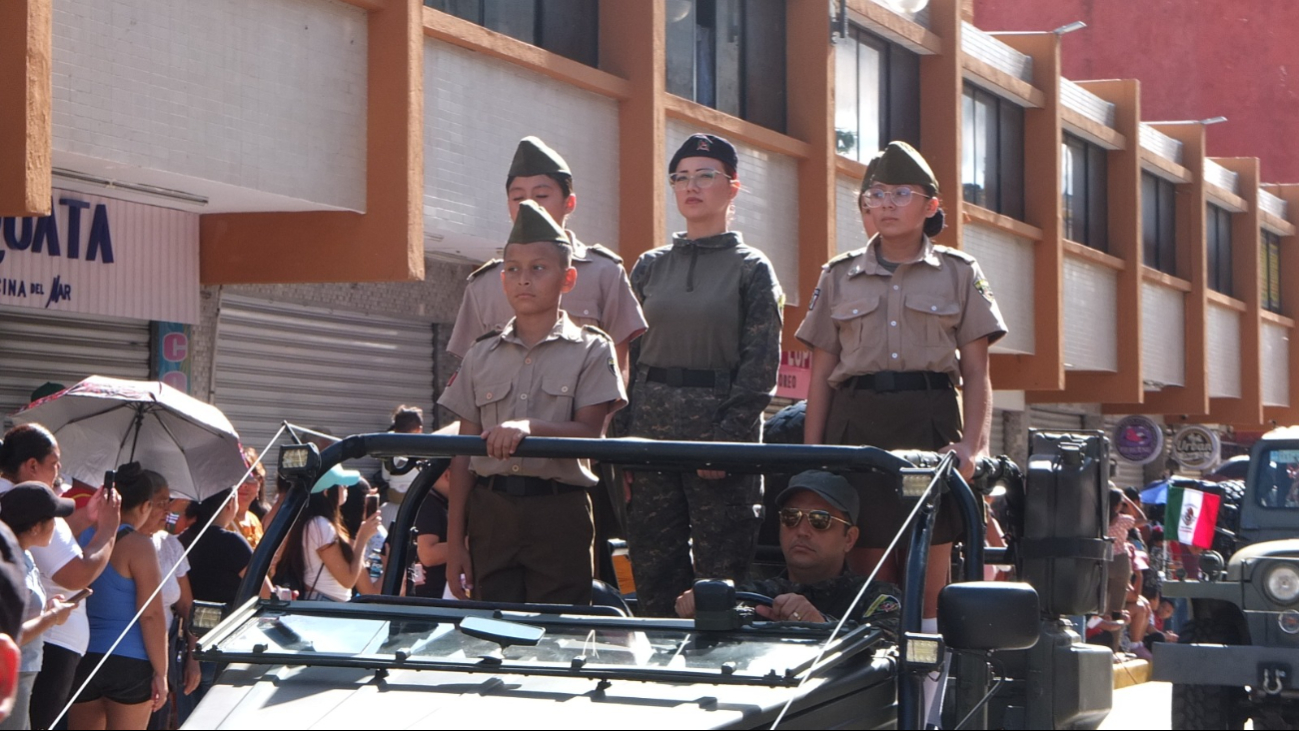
[1156,426,1299,729]
[185,430,1113,729]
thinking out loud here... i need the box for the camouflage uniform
[744,571,902,639]
[623,231,784,617]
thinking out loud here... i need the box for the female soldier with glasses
[796,141,1007,633]
[620,133,784,618]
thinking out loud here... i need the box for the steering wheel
[734,591,774,608]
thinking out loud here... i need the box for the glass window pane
[665,0,697,99]
[977,92,996,210]
[857,40,883,158]
[741,0,785,132]
[885,43,921,147]
[539,0,598,66]
[483,0,537,44]
[1142,173,1159,268]
[427,0,480,22]
[961,88,981,206]
[998,98,1024,220]
[713,0,742,117]
[834,40,858,159]
[1061,141,1077,240]
[1159,177,1176,275]
[1088,142,1108,251]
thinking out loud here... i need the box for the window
[1142,172,1177,275]
[834,26,920,162]
[665,0,787,132]
[1262,230,1283,314]
[961,84,1024,220]
[427,0,598,67]
[1206,203,1233,296]
[1061,133,1108,251]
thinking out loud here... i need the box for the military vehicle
[1156,426,1299,729]
[186,429,1113,729]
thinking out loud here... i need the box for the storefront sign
[1113,415,1164,464]
[0,189,199,323]
[1171,425,1221,471]
[153,322,193,395]
[777,350,811,400]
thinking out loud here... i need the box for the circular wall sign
[1170,425,1221,471]
[1113,415,1164,465]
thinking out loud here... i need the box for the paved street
[1101,682,1172,729]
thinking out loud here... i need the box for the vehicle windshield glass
[203,604,877,686]
[1255,449,1299,509]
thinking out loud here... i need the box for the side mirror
[938,582,1039,652]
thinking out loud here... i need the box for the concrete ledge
[1113,658,1151,689]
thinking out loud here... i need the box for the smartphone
[365,494,380,518]
[67,588,92,604]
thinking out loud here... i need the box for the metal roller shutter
[990,408,1008,458]
[0,306,151,428]
[213,294,436,479]
[1028,406,1086,433]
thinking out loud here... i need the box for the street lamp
[1053,21,1087,35]
[891,0,930,13]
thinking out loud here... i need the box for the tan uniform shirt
[438,313,628,486]
[446,235,647,358]
[795,236,1007,388]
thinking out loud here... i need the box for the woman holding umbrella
[0,424,120,731]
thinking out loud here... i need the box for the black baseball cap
[776,470,859,523]
[0,481,75,535]
[670,133,739,175]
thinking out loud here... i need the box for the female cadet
[623,134,784,618]
[797,141,1007,626]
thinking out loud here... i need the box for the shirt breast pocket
[903,295,961,347]
[830,296,882,355]
[539,377,578,421]
[563,298,602,328]
[473,381,513,427]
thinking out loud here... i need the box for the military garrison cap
[864,141,940,195]
[508,200,570,246]
[670,133,739,174]
[858,149,885,194]
[508,136,571,181]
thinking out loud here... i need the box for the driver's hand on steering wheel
[674,590,696,619]
[757,593,825,623]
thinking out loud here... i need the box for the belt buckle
[666,367,686,388]
[875,371,897,392]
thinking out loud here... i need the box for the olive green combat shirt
[628,231,784,442]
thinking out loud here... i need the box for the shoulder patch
[467,258,502,281]
[934,245,976,263]
[582,324,613,341]
[823,249,860,271]
[586,243,623,264]
[865,593,901,617]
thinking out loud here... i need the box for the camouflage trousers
[624,378,763,617]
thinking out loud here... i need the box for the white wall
[963,224,1034,355]
[1207,303,1243,399]
[51,0,367,212]
[1062,256,1118,371]
[424,40,620,264]
[836,174,867,256]
[1141,281,1186,388]
[665,122,801,304]
[1262,322,1290,407]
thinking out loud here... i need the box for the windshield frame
[195,597,889,688]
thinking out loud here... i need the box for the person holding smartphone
[0,482,80,731]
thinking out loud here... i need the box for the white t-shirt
[152,532,190,630]
[303,517,351,602]
[0,478,88,654]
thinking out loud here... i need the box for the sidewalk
[1114,657,1152,689]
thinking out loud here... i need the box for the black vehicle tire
[1170,618,1248,730]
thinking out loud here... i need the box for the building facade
[2,0,1296,481]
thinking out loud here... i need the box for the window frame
[426,0,599,67]
[834,25,921,162]
[1206,203,1234,296]
[961,83,1025,221]
[1262,229,1283,314]
[1141,171,1178,276]
[1061,133,1109,252]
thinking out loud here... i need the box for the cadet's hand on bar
[482,420,531,460]
[939,441,978,481]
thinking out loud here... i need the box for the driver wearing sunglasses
[675,471,899,633]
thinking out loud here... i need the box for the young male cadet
[446,136,646,378]
[675,470,899,637]
[439,201,627,605]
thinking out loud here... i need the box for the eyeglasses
[778,507,853,531]
[861,187,930,209]
[669,170,731,190]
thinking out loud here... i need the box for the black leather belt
[645,366,725,388]
[477,475,585,497]
[847,371,952,392]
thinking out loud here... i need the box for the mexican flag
[1165,486,1221,549]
